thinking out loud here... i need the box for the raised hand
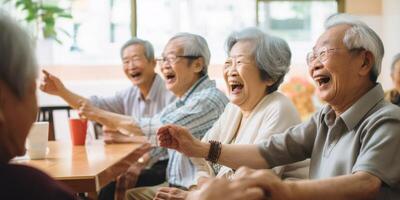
[39,70,66,96]
[157,125,208,158]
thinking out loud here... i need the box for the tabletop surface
[13,140,143,180]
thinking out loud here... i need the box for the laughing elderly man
[157,14,400,200]
[78,33,228,200]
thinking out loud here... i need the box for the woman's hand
[157,124,209,158]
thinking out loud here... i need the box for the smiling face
[224,40,271,112]
[122,44,156,87]
[0,80,38,161]
[309,24,372,110]
[160,39,203,97]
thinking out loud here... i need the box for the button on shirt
[90,74,175,119]
[259,84,400,199]
[139,75,229,188]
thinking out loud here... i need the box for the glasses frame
[306,47,366,66]
[157,55,201,65]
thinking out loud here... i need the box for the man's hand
[154,187,189,200]
[186,177,265,200]
[39,70,66,96]
[157,124,209,158]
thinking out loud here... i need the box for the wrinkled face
[122,44,156,87]
[0,80,38,160]
[391,60,400,91]
[160,39,203,97]
[224,41,270,110]
[308,24,367,106]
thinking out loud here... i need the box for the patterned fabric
[140,75,228,188]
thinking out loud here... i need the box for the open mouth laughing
[130,72,142,79]
[164,72,176,84]
[314,74,331,87]
[229,80,244,94]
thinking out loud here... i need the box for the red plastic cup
[69,118,88,145]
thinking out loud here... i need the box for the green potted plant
[4,0,72,43]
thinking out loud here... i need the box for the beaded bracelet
[206,140,222,163]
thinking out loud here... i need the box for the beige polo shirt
[259,84,400,199]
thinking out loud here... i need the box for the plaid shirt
[139,75,228,188]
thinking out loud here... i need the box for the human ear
[359,51,374,76]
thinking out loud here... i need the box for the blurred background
[1,0,399,139]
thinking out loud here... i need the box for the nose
[226,64,238,77]
[308,58,323,73]
[160,61,172,72]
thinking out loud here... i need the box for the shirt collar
[340,84,384,130]
[138,74,162,101]
[176,75,212,105]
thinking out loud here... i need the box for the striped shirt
[140,75,228,188]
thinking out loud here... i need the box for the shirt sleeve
[192,113,224,183]
[352,116,400,188]
[258,112,318,168]
[89,89,127,114]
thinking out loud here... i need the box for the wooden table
[13,140,150,197]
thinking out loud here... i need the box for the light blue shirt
[90,74,175,118]
[140,75,229,188]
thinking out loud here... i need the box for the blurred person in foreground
[385,53,400,106]
[152,27,309,200]
[158,13,400,200]
[0,11,76,200]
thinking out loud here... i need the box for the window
[257,0,338,75]
[136,0,255,64]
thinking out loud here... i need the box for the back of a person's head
[0,11,38,99]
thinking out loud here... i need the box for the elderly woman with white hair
[158,13,400,200]
[152,28,309,200]
[385,53,400,106]
[0,12,75,199]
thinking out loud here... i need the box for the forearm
[59,88,88,109]
[217,144,269,169]
[286,172,381,200]
[193,143,269,169]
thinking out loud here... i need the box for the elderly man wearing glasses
[157,14,400,200]
[78,33,228,200]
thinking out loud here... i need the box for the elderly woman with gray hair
[385,53,400,106]
[153,28,309,200]
[0,12,75,199]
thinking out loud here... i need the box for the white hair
[325,13,384,82]
[225,27,291,93]
[167,33,211,76]
[0,11,38,98]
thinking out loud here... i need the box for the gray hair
[225,27,291,93]
[325,13,384,82]
[391,53,400,74]
[0,11,38,99]
[120,38,155,61]
[167,33,211,77]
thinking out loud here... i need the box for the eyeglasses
[157,54,201,65]
[306,47,365,66]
